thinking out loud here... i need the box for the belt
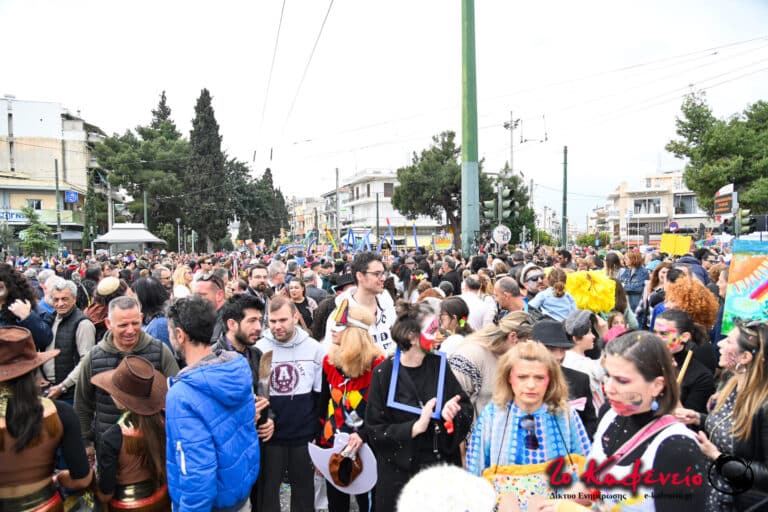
[0,482,62,512]
[111,482,169,511]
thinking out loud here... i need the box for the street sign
[668,221,679,233]
[492,225,512,245]
[714,193,735,215]
[626,209,633,219]
[64,191,78,203]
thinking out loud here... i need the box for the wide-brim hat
[308,432,377,495]
[0,326,60,382]
[91,356,167,415]
[532,319,574,348]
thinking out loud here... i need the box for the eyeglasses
[364,271,386,279]
[198,273,224,290]
[519,414,539,450]
[526,273,545,283]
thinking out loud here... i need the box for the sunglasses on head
[198,273,224,290]
[519,414,539,450]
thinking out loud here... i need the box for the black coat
[561,366,597,439]
[722,404,768,510]
[366,353,472,512]
[674,349,714,414]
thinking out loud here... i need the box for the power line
[258,0,287,137]
[281,0,334,134]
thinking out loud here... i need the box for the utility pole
[503,110,518,174]
[335,167,341,244]
[460,0,480,256]
[561,146,568,247]
[143,190,148,227]
[375,193,380,242]
[107,176,114,230]
[54,159,62,255]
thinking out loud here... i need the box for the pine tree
[151,91,173,128]
[183,89,228,251]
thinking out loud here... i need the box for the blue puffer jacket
[166,350,260,512]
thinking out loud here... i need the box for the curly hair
[0,264,39,323]
[665,277,719,329]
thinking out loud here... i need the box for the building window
[366,183,371,197]
[26,199,42,210]
[355,187,359,200]
[674,194,700,215]
[633,198,660,215]
[384,182,394,198]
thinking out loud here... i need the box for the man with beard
[246,264,272,327]
[255,295,324,512]
[214,294,274,511]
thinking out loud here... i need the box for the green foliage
[183,89,228,251]
[496,162,535,244]
[18,206,57,256]
[154,222,177,251]
[0,222,16,254]
[392,131,493,249]
[534,229,556,246]
[666,92,768,215]
[575,232,611,248]
[94,91,189,232]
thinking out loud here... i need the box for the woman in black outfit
[0,326,92,511]
[287,278,316,331]
[654,308,714,414]
[365,303,472,512]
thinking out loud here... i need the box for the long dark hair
[131,277,169,321]
[1,372,43,452]
[0,264,39,323]
[126,411,167,485]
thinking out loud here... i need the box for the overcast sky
[4,0,768,230]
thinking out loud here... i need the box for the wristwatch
[58,383,68,394]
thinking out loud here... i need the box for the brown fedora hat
[91,356,167,415]
[0,326,60,382]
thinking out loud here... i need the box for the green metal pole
[561,146,568,247]
[461,0,480,256]
[55,159,62,256]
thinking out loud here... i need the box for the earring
[735,362,748,374]
[650,397,660,412]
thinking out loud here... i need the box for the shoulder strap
[610,415,677,466]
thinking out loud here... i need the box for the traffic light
[722,218,733,235]
[739,209,757,234]
[499,187,513,223]
[482,199,497,224]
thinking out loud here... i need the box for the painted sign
[722,239,768,335]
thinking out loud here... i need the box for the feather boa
[564,271,616,313]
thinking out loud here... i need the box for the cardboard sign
[660,234,692,256]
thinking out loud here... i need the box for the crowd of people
[0,242,764,512]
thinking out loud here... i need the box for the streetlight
[175,218,181,254]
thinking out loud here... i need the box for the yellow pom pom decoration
[564,270,616,313]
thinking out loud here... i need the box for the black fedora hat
[531,318,574,348]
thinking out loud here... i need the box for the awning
[93,223,166,245]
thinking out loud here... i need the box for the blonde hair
[328,306,383,378]
[172,265,192,288]
[714,322,768,440]
[465,311,533,355]
[492,341,569,412]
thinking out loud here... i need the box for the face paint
[666,334,685,352]
[419,315,441,353]
[609,392,645,416]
